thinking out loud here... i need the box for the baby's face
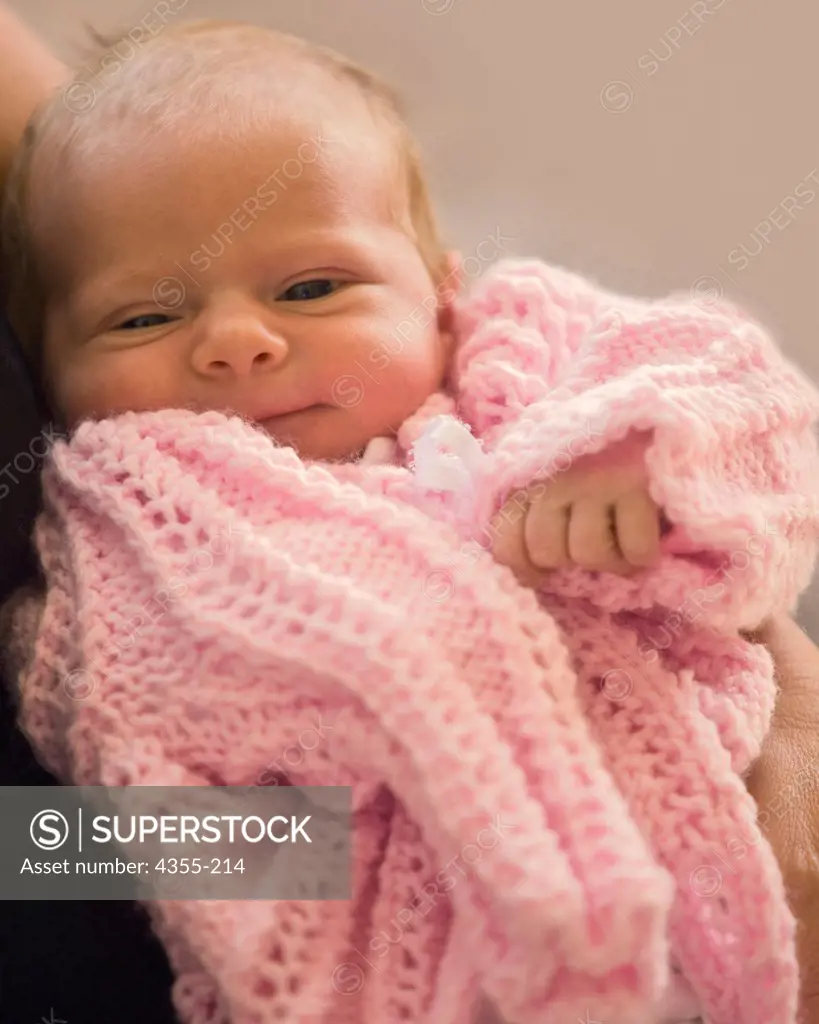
[38,106,453,461]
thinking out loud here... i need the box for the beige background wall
[9,0,819,635]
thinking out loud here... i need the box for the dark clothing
[0,317,177,1023]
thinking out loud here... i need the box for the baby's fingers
[490,498,548,586]
[566,497,632,574]
[523,498,570,572]
[614,489,662,568]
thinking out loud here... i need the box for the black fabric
[0,316,177,1022]
[0,315,43,601]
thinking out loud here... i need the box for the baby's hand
[489,432,663,585]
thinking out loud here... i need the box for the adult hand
[0,5,66,198]
[746,615,819,1024]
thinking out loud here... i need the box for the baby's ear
[435,251,462,367]
[438,250,462,303]
[435,250,462,330]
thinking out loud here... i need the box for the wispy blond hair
[1,19,449,370]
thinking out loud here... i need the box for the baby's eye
[115,313,174,331]
[279,279,340,302]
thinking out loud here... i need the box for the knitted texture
[6,259,819,1024]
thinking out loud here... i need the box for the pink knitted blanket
[6,260,819,1024]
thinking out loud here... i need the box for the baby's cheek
[58,351,181,424]
[327,312,443,426]
[371,347,443,422]
[378,314,446,390]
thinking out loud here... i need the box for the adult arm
[0,5,66,200]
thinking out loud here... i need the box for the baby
[3,19,661,581]
[3,19,819,1024]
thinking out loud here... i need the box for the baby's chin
[258,408,373,463]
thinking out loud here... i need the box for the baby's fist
[490,432,663,585]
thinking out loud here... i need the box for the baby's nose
[192,315,288,377]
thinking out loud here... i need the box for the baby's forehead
[29,62,403,239]
[17,26,421,301]
[58,39,375,154]
[70,31,403,174]
[27,110,407,299]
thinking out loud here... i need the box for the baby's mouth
[257,403,323,425]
